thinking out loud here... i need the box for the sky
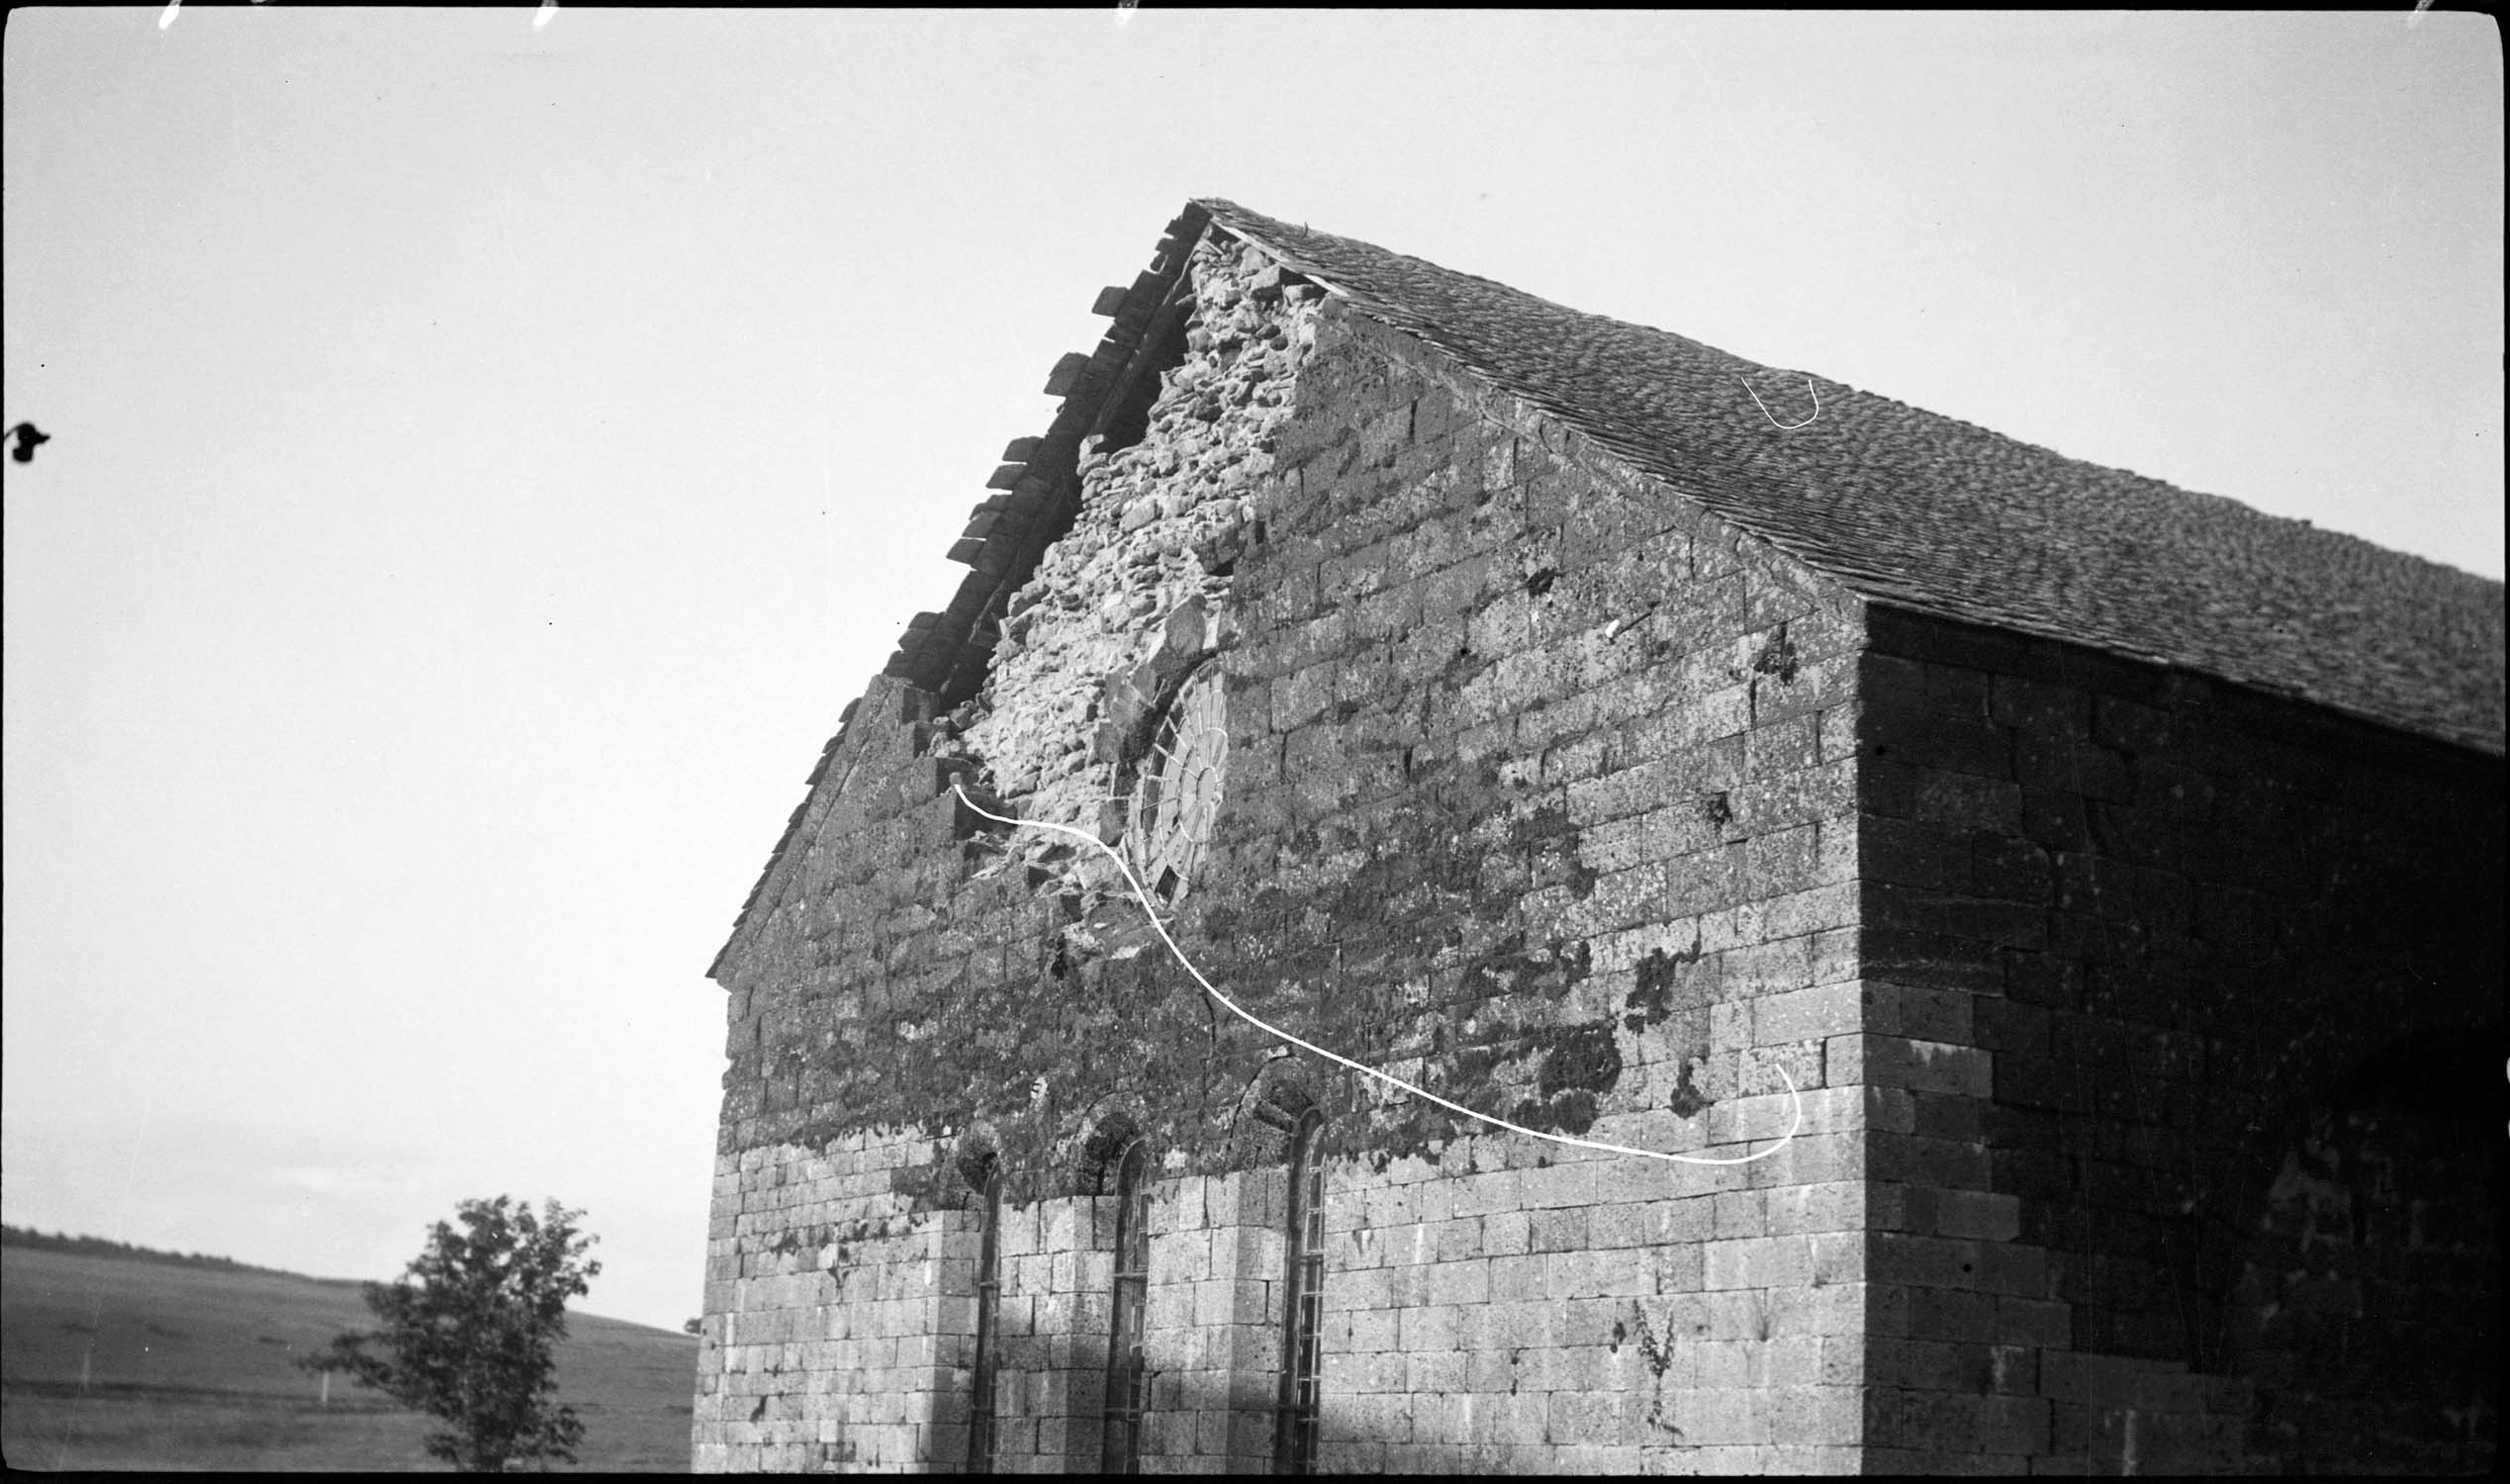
[3,9,2500,1337]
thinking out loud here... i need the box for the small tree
[302,1196,602,1472]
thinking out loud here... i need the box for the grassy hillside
[2,1246,697,1471]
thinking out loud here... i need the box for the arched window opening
[968,1159,1003,1473]
[1125,663,1228,905]
[1274,1107,1326,1474]
[1101,1137,1153,1473]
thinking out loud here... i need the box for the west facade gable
[697,216,1882,1472]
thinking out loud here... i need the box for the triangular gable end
[705,203,1870,983]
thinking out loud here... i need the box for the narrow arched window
[969,1159,1003,1473]
[1274,1107,1326,1474]
[1101,1137,1152,1473]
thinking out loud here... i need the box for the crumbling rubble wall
[958,233,1323,854]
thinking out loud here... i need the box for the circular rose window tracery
[1126,665,1228,903]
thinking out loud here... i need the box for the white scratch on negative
[1740,375,1821,431]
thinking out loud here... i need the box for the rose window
[1126,665,1228,903]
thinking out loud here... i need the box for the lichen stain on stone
[1509,1018,1623,1137]
[1203,741,1619,1159]
[1514,799,1597,898]
[1623,937,1705,1034]
[1751,621,1801,683]
[1664,1056,1714,1119]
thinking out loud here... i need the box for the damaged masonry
[695,200,2503,1474]
[949,233,1329,937]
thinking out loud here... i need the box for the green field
[1,1246,698,1471]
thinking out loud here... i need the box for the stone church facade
[693,201,2502,1473]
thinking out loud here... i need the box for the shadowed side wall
[1852,607,2504,1474]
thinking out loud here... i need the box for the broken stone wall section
[954,235,1327,901]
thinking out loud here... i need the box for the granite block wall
[1174,297,1874,1472]
[694,1123,961,1471]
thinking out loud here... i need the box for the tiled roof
[1198,199,2505,757]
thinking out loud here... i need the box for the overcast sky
[3,8,2499,1335]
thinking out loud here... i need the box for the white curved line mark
[954,784,1803,1165]
[1740,376,1820,430]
